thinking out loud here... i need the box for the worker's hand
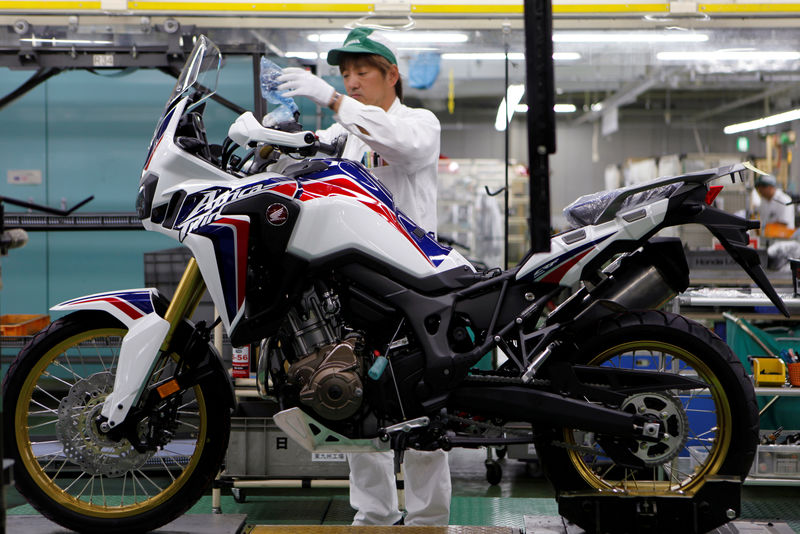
[277,67,336,107]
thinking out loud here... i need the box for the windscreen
[165,34,222,112]
[144,35,221,170]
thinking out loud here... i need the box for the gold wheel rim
[565,340,732,495]
[15,327,208,517]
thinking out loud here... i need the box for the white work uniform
[751,188,795,229]
[317,95,440,233]
[317,95,451,526]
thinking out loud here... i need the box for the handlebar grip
[317,141,337,156]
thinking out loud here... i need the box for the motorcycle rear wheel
[3,311,230,534]
[534,310,758,496]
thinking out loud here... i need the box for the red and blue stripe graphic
[60,290,155,320]
[194,216,250,321]
[297,161,451,267]
[525,233,615,283]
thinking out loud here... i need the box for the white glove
[277,67,336,107]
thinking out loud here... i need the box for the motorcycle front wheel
[534,310,758,496]
[3,310,231,534]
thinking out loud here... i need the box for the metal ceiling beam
[571,68,675,125]
[692,83,800,122]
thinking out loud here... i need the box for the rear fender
[668,204,789,317]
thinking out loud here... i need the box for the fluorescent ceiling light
[553,52,580,61]
[286,51,318,60]
[495,84,525,131]
[308,32,468,44]
[287,51,328,60]
[658,50,800,61]
[554,31,708,43]
[442,52,577,61]
[724,108,800,134]
[516,103,576,113]
[443,53,524,60]
[20,37,113,45]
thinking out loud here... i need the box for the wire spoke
[176,420,199,431]
[27,400,59,415]
[75,475,95,499]
[100,475,108,507]
[51,458,70,480]
[63,471,87,493]
[131,471,150,500]
[158,457,177,482]
[28,418,59,431]
[135,469,164,493]
[42,371,78,389]
[57,356,82,382]
[33,385,63,406]
[38,450,65,468]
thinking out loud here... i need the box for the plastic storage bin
[224,416,350,478]
[749,444,800,478]
[751,357,787,387]
[0,314,49,336]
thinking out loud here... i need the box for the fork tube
[160,258,206,351]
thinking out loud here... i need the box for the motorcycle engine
[284,287,364,421]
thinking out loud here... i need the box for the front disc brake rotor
[621,391,689,466]
[56,372,151,477]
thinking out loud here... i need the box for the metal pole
[504,41,510,270]
[253,54,266,120]
[523,0,555,253]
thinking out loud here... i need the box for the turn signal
[705,185,723,205]
[157,379,180,398]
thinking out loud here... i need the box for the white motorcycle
[4,36,780,533]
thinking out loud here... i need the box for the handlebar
[316,140,338,156]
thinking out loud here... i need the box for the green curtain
[726,317,800,432]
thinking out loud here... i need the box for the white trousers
[347,449,451,526]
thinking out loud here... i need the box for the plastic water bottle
[260,56,299,115]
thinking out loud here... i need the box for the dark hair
[338,53,403,102]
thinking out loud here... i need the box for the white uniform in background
[317,96,440,233]
[317,94,451,526]
[751,188,795,229]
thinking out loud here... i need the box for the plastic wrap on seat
[564,183,682,228]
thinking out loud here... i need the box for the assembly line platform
[6,515,796,534]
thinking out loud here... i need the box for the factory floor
[7,448,800,532]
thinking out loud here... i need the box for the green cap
[327,28,398,66]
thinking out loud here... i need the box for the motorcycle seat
[564,182,681,227]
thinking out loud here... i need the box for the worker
[751,174,795,236]
[278,28,451,526]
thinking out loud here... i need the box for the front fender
[52,288,169,327]
[52,288,234,426]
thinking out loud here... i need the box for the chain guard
[461,374,690,469]
[57,372,151,477]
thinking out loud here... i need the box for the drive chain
[461,373,607,456]
[463,373,550,387]
[444,413,598,455]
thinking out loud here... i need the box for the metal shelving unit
[3,212,142,231]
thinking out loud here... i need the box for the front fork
[99,259,207,430]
